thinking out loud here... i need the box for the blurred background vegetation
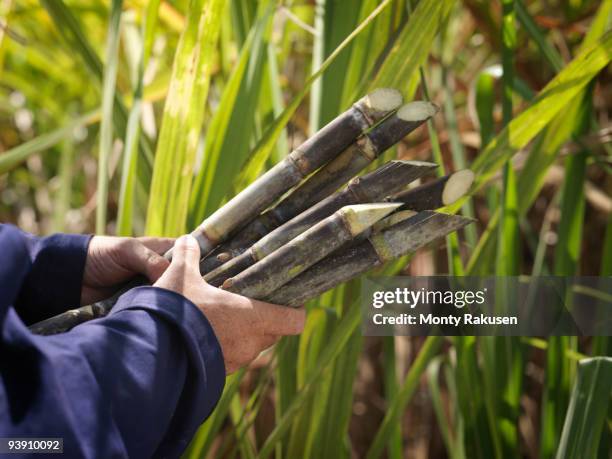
[1,0,611,457]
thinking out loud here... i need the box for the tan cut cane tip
[216,252,232,263]
[339,203,402,236]
[221,277,234,290]
[442,169,475,206]
[397,101,439,122]
[364,88,403,112]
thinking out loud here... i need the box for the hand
[154,235,305,374]
[82,236,174,305]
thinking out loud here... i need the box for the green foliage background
[0,0,611,457]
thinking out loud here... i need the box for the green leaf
[448,28,612,217]
[233,0,394,191]
[309,0,362,131]
[51,138,75,232]
[366,336,444,459]
[428,356,467,459]
[40,0,153,168]
[145,0,225,236]
[96,0,123,234]
[257,303,362,459]
[0,110,98,175]
[340,0,393,109]
[555,357,612,459]
[515,0,564,72]
[184,370,247,459]
[496,0,519,277]
[188,1,273,225]
[466,0,612,274]
[553,89,591,276]
[116,0,161,236]
[368,0,455,99]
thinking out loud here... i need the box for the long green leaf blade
[116,0,161,236]
[0,110,98,175]
[96,0,123,233]
[188,2,272,225]
[369,0,454,98]
[145,0,224,236]
[555,357,612,459]
[449,29,612,207]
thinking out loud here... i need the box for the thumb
[171,235,201,272]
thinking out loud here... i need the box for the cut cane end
[364,88,403,113]
[340,203,402,236]
[222,278,234,290]
[442,169,475,205]
[216,252,232,263]
[397,101,439,122]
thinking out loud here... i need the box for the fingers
[214,288,306,336]
[171,235,201,272]
[123,240,170,283]
[260,334,280,350]
[253,300,306,336]
[137,237,175,255]
[144,251,170,282]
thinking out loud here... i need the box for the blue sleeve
[0,225,227,457]
[0,224,92,324]
[1,287,226,458]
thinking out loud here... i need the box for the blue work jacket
[0,224,225,458]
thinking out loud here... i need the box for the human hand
[154,235,305,374]
[82,236,174,305]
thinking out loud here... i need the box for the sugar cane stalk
[222,203,401,299]
[170,88,403,259]
[387,169,475,211]
[200,101,438,273]
[28,301,112,335]
[264,211,473,307]
[203,160,437,286]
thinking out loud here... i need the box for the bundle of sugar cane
[203,160,437,286]
[200,101,438,273]
[29,90,471,336]
[170,88,403,259]
[30,208,471,335]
